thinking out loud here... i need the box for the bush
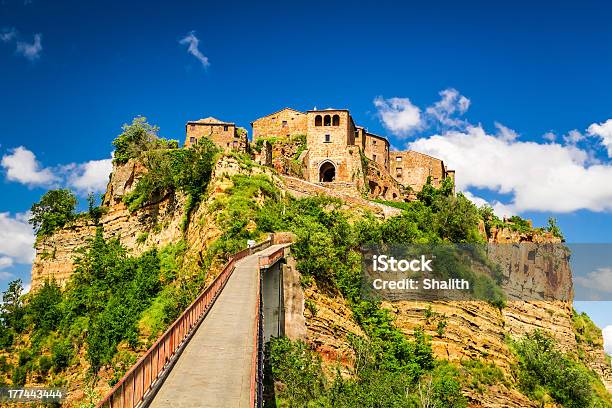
[12,365,27,386]
[27,279,63,334]
[51,340,73,371]
[29,189,77,237]
[512,330,596,407]
[38,355,52,375]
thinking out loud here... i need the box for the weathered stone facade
[389,150,454,190]
[184,116,248,151]
[251,108,307,141]
[364,132,390,170]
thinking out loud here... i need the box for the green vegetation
[29,189,78,238]
[572,310,603,348]
[510,330,612,407]
[460,359,506,393]
[267,337,465,407]
[0,228,193,388]
[112,116,178,165]
[123,137,219,222]
[546,217,564,240]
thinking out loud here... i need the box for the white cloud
[425,88,470,128]
[563,129,585,145]
[409,125,612,213]
[67,158,113,194]
[494,122,519,142]
[0,271,15,281]
[179,31,210,68]
[373,96,421,137]
[462,191,515,218]
[588,119,612,158]
[375,88,471,138]
[1,146,58,187]
[603,325,612,355]
[575,268,612,294]
[2,146,113,195]
[16,33,42,61]
[0,27,17,42]
[542,131,557,142]
[0,257,14,269]
[0,212,35,264]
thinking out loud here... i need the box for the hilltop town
[185,107,454,201]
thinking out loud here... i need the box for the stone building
[184,116,248,151]
[389,151,455,191]
[188,107,454,201]
[251,108,307,141]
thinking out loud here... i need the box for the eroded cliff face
[32,159,186,290]
[288,226,612,405]
[31,156,289,289]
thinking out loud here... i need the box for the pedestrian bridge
[97,237,291,408]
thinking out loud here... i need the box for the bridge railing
[97,237,273,408]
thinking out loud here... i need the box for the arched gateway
[319,160,336,182]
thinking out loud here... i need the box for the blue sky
[1,1,611,346]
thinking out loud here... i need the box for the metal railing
[97,238,273,408]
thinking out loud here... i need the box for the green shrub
[51,340,73,371]
[29,189,77,238]
[38,355,52,375]
[27,279,63,334]
[512,330,598,407]
[12,365,27,386]
[268,337,326,405]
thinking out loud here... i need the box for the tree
[546,217,564,240]
[112,116,164,164]
[29,189,77,237]
[0,279,26,333]
[26,279,63,334]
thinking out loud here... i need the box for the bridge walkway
[147,244,288,408]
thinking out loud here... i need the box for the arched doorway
[319,161,336,182]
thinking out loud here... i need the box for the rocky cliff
[30,154,611,406]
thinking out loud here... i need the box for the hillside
[1,122,611,407]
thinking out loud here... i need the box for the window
[224,125,229,131]
[396,156,402,162]
[190,124,196,130]
[226,143,230,147]
[332,114,340,126]
[324,134,331,143]
[324,115,331,126]
[190,137,196,144]
[372,140,377,145]
[396,167,402,178]
[373,154,377,161]
[282,120,288,127]
[315,115,322,126]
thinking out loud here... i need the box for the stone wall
[251,108,307,141]
[366,159,413,201]
[364,132,390,170]
[390,150,447,191]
